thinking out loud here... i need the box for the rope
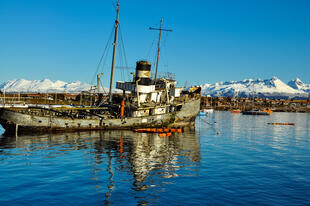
[145,32,157,61]
[90,25,114,86]
[111,24,131,82]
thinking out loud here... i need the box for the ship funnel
[135,60,153,85]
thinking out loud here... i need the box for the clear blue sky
[0,0,309,87]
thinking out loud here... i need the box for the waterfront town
[200,95,310,113]
[1,91,310,113]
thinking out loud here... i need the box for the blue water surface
[0,111,310,205]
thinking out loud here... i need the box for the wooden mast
[109,0,120,102]
[154,19,163,81]
[150,19,172,81]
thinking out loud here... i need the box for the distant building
[64,94,79,101]
[25,94,41,99]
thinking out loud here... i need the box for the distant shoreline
[201,96,310,113]
[1,93,309,113]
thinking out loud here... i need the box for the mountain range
[201,77,309,99]
[287,78,310,93]
[0,79,92,93]
[0,77,309,99]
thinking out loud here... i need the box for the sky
[0,0,309,87]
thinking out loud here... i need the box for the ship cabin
[116,60,186,118]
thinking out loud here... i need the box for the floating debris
[158,132,172,137]
[134,128,183,133]
[267,123,295,126]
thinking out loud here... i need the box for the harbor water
[0,111,310,205]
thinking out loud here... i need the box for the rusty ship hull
[0,98,200,134]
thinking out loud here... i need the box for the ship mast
[109,0,120,103]
[150,19,172,81]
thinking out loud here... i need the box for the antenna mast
[109,0,120,102]
[149,18,172,81]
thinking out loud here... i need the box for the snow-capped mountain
[0,79,92,93]
[287,78,310,93]
[1,77,309,99]
[201,77,308,99]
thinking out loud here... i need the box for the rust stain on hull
[0,98,200,135]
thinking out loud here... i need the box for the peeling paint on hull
[0,99,200,135]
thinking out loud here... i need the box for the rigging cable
[145,32,157,61]
[161,31,169,74]
[116,37,124,81]
[90,25,114,87]
[116,33,125,81]
[118,24,130,81]
[153,41,158,79]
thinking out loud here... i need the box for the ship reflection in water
[0,130,200,205]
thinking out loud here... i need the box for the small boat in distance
[198,108,213,116]
[203,108,214,113]
[231,109,241,113]
[261,108,273,114]
[242,108,272,115]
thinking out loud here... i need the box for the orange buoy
[134,127,184,133]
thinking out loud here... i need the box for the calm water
[0,112,310,205]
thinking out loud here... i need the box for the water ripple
[0,112,310,205]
